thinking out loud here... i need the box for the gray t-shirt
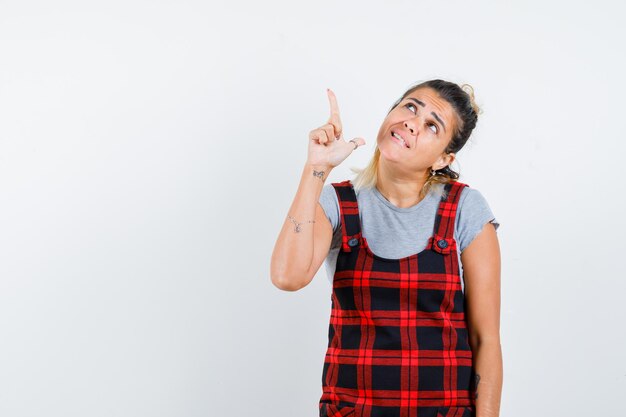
[318,182,500,293]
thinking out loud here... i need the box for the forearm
[473,340,503,417]
[270,162,331,290]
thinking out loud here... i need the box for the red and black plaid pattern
[319,180,476,417]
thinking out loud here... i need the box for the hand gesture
[307,89,366,169]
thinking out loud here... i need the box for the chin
[377,140,404,163]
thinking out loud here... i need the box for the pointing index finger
[326,88,343,139]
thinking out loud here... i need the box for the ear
[433,152,455,171]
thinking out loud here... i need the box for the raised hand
[307,88,366,169]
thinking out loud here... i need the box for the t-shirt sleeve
[319,184,343,253]
[455,187,500,253]
[319,183,341,233]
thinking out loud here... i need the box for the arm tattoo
[287,215,315,233]
[473,373,481,399]
[313,169,325,181]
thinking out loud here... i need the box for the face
[376,87,458,175]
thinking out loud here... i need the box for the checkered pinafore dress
[319,180,477,417]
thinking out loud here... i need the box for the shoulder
[319,184,339,221]
[319,182,353,233]
[458,184,490,211]
[321,180,367,205]
[321,182,338,201]
[319,180,372,232]
[454,184,500,252]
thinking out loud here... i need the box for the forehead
[403,88,454,118]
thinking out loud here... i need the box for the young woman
[271,79,502,417]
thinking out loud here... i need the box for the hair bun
[460,83,482,116]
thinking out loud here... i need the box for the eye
[405,102,439,134]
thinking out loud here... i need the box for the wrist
[302,162,332,184]
[305,162,333,172]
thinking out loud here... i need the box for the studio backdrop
[0,1,624,416]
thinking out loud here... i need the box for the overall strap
[331,180,362,253]
[431,180,468,254]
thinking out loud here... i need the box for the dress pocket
[319,402,356,417]
[436,405,475,417]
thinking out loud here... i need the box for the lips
[391,130,410,148]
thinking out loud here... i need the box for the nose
[404,120,416,135]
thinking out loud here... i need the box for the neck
[376,157,430,208]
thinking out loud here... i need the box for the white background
[1,1,625,416]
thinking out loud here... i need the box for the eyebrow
[406,97,447,133]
